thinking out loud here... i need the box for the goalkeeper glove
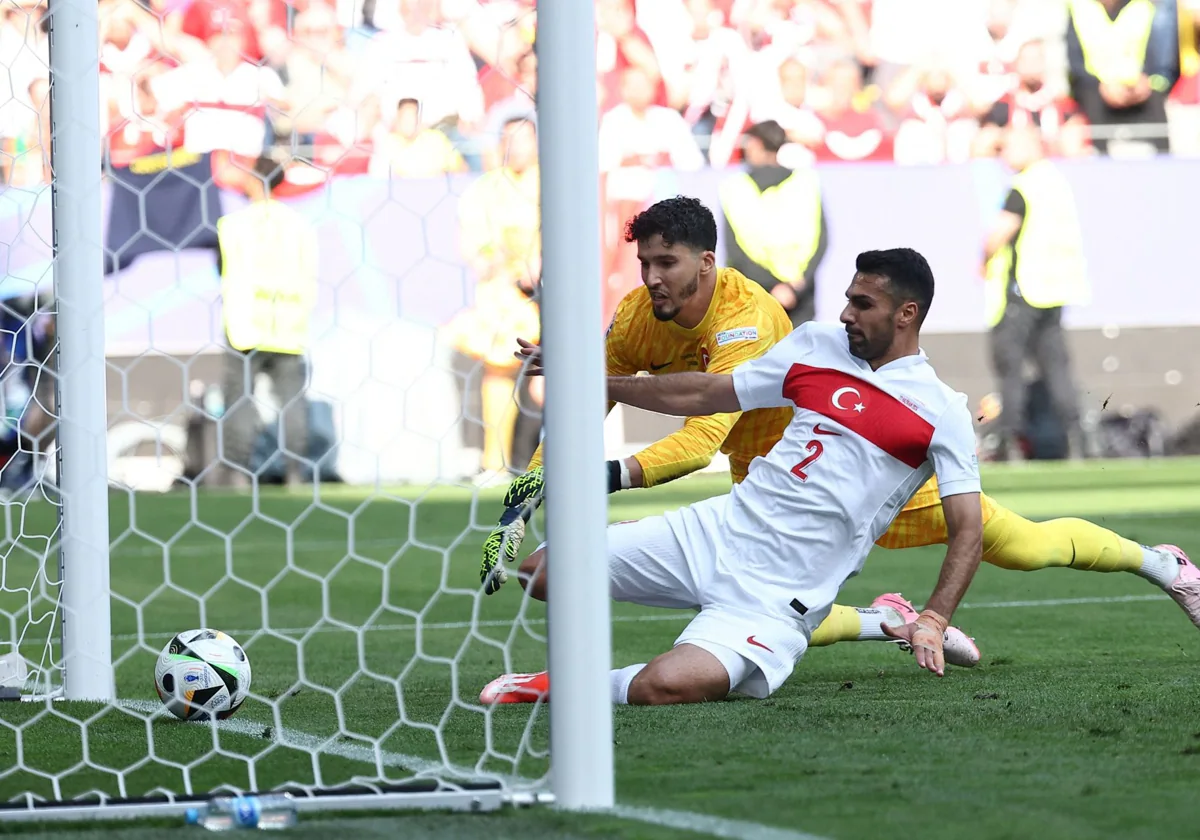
[478,459,634,594]
[480,467,545,594]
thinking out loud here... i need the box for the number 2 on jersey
[790,440,824,481]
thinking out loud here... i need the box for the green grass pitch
[0,457,1198,839]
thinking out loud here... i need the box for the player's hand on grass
[479,466,545,595]
[514,337,544,376]
[882,609,949,677]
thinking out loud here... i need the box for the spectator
[596,0,666,112]
[1176,0,1199,104]
[813,59,893,162]
[749,54,825,164]
[0,0,47,187]
[735,0,852,59]
[105,69,177,167]
[151,14,288,157]
[1066,0,1180,155]
[973,40,1091,158]
[181,0,258,55]
[276,4,360,147]
[968,0,1028,109]
[599,66,706,188]
[827,0,875,71]
[455,0,537,113]
[719,120,826,327]
[445,118,541,481]
[891,64,980,164]
[218,156,318,489]
[866,0,953,89]
[638,0,745,125]
[98,1,185,166]
[368,96,467,178]
[353,0,484,136]
[1171,0,1200,154]
[983,125,1089,461]
[179,0,296,67]
[482,48,536,167]
[677,0,751,139]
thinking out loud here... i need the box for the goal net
[0,0,609,821]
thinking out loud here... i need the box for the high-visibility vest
[219,200,317,355]
[1069,0,1155,86]
[985,159,1089,327]
[719,168,822,286]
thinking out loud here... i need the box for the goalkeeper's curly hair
[624,195,718,253]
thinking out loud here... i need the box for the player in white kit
[480,249,984,706]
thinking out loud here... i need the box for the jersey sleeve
[632,303,775,487]
[524,300,641,472]
[731,323,811,411]
[928,395,981,499]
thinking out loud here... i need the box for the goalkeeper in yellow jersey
[479,196,1199,661]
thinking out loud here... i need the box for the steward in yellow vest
[217,157,318,487]
[719,120,826,327]
[983,126,1089,462]
[1066,0,1179,154]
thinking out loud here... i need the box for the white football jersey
[719,322,981,624]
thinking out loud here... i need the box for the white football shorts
[605,496,811,699]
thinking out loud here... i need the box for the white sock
[854,607,901,641]
[610,663,646,705]
[1134,546,1181,588]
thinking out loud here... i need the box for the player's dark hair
[855,248,935,325]
[744,120,787,154]
[623,196,717,252]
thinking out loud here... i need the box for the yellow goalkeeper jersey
[530,267,793,485]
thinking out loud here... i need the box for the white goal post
[49,0,115,706]
[0,0,612,822]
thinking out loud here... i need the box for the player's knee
[517,550,547,600]
[626,666,727,706]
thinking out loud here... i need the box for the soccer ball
[154,629,252,721]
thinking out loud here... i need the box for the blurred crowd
[0,0,1197,489]
[2,0,1199,189]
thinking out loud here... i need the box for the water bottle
[185,793,298,831]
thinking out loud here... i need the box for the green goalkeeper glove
[480,466,545,594]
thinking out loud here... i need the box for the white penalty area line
[119,700,824,840]
[608,805,829,840]
[104,592,1173,644]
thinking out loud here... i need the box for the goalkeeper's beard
[650,275,699,321]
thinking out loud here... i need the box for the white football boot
[872,592,981,668]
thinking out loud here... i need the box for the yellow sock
[808,603,902,646]
[983,508,1145,573]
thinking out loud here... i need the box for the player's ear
[700,249,716,273]
[897,300,920,329]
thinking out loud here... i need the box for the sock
[983,511,1147,574]
[610,663,646,705]
[1133,545,1181,588]
[809,604,865,646]
[854,607,902,641]
[809,604,900,646]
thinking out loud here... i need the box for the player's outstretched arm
[924,492,984,619]
[883,491,983,676]
[607,372,741,418]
